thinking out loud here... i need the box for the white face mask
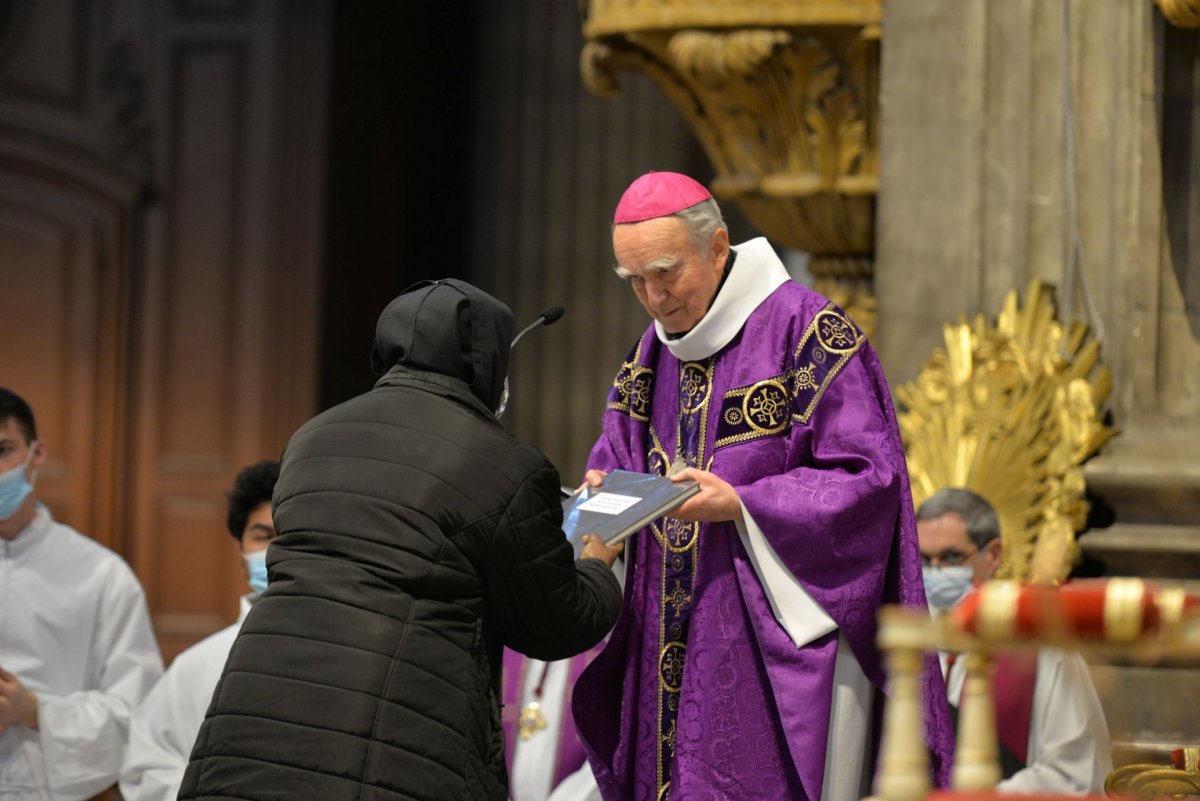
[922,565,975,612]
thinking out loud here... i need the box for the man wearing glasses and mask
[917,488,1111,795]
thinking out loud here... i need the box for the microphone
[510,305,565,349]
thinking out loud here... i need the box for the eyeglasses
[920,547,977,568]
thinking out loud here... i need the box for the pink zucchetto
[612,171,713,224]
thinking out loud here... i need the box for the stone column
[876,0,1200,581]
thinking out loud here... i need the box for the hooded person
[179,279,624,801]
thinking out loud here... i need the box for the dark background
[319,2,483,408]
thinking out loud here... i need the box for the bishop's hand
[667,467,742,523]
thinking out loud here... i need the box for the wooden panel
[130,4,327,656]
[0,0,86,109]
[0,0,326,667]
[0,200,79,519]
[159,44,244,467]
[0,154,131,550]
[153,496,239,619]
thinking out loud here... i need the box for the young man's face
[0,417,45,535]
[239,501,276,554]
[0,418,37,474]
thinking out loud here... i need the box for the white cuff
[734,503,837,648]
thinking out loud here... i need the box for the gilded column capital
[1156,0,1200,28]
[582,0,881,334]
[581,1,880,258]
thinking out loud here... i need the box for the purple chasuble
[502,646,601,794]
[573,278,955,801]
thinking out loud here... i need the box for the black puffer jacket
[180,280,622,801]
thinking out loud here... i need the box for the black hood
[370,279,513,410]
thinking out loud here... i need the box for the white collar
[3,504,53,557]
[238,593,256,623]
[655,237,791,362]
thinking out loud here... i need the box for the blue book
[561,470,699,558]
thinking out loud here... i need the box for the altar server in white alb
[119,460,280,801]
[919,488,1112,794]
[0,387,162,800]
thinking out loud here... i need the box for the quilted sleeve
[484,466,622,660]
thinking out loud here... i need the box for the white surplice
[118,596,254,801]
[945,648,1112,794]
[0,505,163,801]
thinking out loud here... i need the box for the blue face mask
[922,565,975,612]
[242,549,269,595]
[0,445,37,521]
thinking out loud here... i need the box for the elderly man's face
[613,217,729,334]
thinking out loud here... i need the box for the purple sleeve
[723,347,908,666]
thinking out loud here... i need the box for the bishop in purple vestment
[572,172,955,801]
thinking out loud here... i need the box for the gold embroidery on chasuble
[712,302,867,452]
[656,357,713,799]
[607,339,654,422]
[792,304,865,424]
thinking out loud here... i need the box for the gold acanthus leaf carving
[580,20,877,253]
[666,29,791,80]
[1156,0,1200,28]
[580,41,623,98]
[663,30,867,192]
[896,280,1116,584]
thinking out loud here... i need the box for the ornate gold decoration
[1105,746,1200,798]
[583,0,880,36]
[1157,587,1188,627]
[976,580,1021,641]
[1104,578,1147,644]
[790,301,866,425]
[518,701,548,740]
[659,641,687,691]
[665,579,693,618]
[1156,0,1200,28]
[814,307,861,352]
[1106,763,1200,798]
[793,363,817,392]
[581,1,881,336]
[743,379,790,433]
[810,255,876,340]
[664,517,698,552]
[660,719,678,758]
[680,362,712,413]
[897,280,1116,583]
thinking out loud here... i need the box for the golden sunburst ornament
[896,280,1116,584]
